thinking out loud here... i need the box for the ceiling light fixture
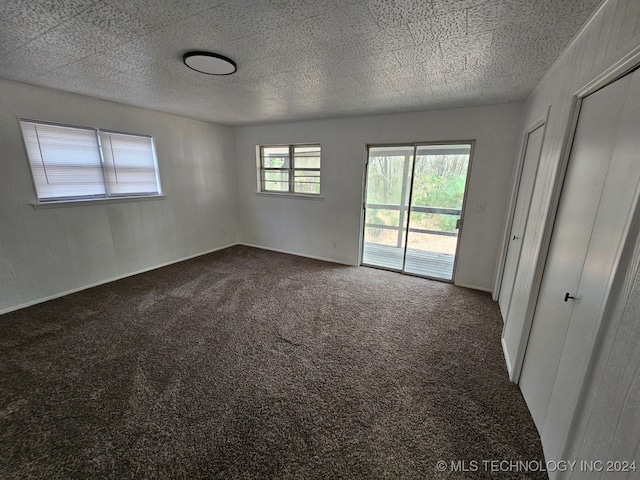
[183,51,237,76]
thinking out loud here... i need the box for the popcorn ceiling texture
[0,0,602,125]
[0,246,545,479]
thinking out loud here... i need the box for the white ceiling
[0,0,602,126]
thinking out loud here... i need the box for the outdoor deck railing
[364,203,461,240]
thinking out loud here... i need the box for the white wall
[499,0,640,476]
[234,104,523,292]
[0,79,238,313]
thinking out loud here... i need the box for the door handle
[456,218,463,229]
[564,292,575,302]
[513,235,519,240]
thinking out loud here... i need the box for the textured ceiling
[0,0,602,126]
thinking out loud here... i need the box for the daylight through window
[20,119,162,203]
[259,144,321,195]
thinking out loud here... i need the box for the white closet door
[542,68,640,460]
[499,124,545,320]
[519,72,632,433]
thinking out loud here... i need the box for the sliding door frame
[360,140,476,283]
[359,143,415,274]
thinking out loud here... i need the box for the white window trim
[256,143,322,197]
[30,194,166,209]
[19,118,163,206]
[255,191,325,200]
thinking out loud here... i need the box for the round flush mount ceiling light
[183,51,237,75]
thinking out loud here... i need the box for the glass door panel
[405,144,471,280]
[362,146,414,271]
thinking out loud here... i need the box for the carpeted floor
[0,246,546,479]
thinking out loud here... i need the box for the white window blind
[20,121,105,201]
[19,119,161,203]
[99,131,160,196]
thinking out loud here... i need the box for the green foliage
[263,156,287,168]
[412,173,466,208]
[367,210,383,237]
[411,171,466,232]
[366,157,405,204]
[366,154,467,233]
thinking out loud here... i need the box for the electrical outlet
[223,228,228,236]
[475,202,486,212]
[333,242,338,249]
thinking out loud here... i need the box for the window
[259,144,321,195]
[98,131,160,197]
[19,119,162,203]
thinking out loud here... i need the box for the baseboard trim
[2,243,490,314]
[454,281,492,293]
[238,243,355,267]
[0,243,239,316]
[240,244,493,289]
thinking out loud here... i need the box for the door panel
[541,68,640,457]
[362,146,414,271]
[405,144,470,280]
[519,73,632,432]
[499,125,545,319]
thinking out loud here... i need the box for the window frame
[97,128,162,198]
[19,118,163,206]
[258,143,322,196]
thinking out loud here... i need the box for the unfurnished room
[1,1,639,479]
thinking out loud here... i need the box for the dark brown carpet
[0,245,546,479]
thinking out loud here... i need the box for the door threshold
[360,263,453,283]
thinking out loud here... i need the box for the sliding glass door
[361,142,472,281]
[361,146,414,270]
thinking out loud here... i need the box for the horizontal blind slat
[99,131,160,196]
[20,121,105,200]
